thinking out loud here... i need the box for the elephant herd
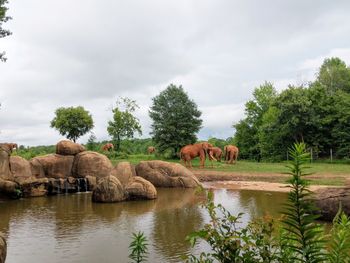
[99,142,239,169]
[179,142,239,168]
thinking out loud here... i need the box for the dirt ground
[193,170,348,192]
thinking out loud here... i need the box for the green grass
[112,155,350,175]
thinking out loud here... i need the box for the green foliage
[149,84,202,158]
[107,97,142,152]
[281,143,326,262]
[86,133,97,151]
[328,210,350,263]
[129,232,148,263]
[50,106,94,142]
[234,57,350,161]
[0,0,11,62]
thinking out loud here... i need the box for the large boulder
[111,161,136,186]
[30,154,74,179]
[0,233,6,263]
[10,156,32,184]
[125,176,157,200]
[0,179,18,197]
[313,187,350,221]
[86,175,97,191]
[56,140,86,156]
[135,161,201,188]
[92,175,125,202]
[0,144,14,181]
[72,151,113,179]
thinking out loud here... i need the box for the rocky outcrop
[125,176,157,200]
[86,175,97,191]
[30,154,74,179]
[0,233,6,263]
[0,144,14,181]
[10,156,32,184]
[92,175,125,202]
[313,187,350,221]
[135,160,201,188]
[72,151,113,179]
[111,161,136,186]
[56,140,85,156]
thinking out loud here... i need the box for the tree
[86,132,97,151]
[233,82,277,160]
[0,0,12,62]
[149,84,202,158]
[107,97,142,152]
[316,57,350,94]
[50,106,94,142]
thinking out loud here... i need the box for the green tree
[316,57,350,94]
[86,132,97,151]
[0,0,11,62]
[50,106,94,142]
[149,84,202,158]
[107,97,142,152]
[233,82,277,160]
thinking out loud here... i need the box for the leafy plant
[129,232,148,263]
[280,142,326,262]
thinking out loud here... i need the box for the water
[0,188,287,263]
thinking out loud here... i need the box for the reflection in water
[0,188,287,263]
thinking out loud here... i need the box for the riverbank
[193,169,348,192]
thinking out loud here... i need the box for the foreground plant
[280,142,326,262]
[129,232,148,263]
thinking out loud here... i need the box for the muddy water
[0,189,287,263]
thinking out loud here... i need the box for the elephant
[101,143,114,152]
[147,146,155,154]
[0,143,18,154]
[180,142,214,168]
[207,146,222,167]
[224,145,239,164]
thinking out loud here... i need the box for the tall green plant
[328,210,350,263]
[281,143,326,262]
[129,232,148,263]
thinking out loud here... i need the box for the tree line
[234,57,350,161]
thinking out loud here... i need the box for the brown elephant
[0,143,18,154]
[208,146,222,162]
[147,146,155,154]
[224,145,239,164]
[101,143,114,151]
[180,142,214,168]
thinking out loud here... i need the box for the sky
[1,0,350,146]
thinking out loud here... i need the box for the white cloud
[1,0,350,145]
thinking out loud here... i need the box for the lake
[0,188,287,263]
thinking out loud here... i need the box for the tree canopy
[149,84,202,157]
[0,0,11,62]
[234,57,350,161]
[50,106,94,142]
[107,97,142,152]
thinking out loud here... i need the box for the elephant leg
[199,151,205,168]
[230,151,234,164]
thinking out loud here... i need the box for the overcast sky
[1,0,350,146]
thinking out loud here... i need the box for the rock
[0,145,14,181]
[0,179,18,197]
[47,178,77,194]
[30,154,74,179]
[92,175,125,202]
[135,161,201,188]
[125,176,157,200]
[20,178,48,197]
[86,175,97,191]
[0,233,6,263]
[56,140,86,156]
[313,187,350,221]
[111,161,136,186]
[72,151,113,179]
[10,156,32,184]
